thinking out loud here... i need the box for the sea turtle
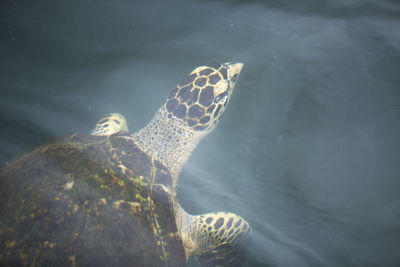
[0,62,250,267]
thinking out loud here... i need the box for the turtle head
[165,62,243,133]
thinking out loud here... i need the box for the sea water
[1,0,399,266]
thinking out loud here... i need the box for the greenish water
[1,0,400,266]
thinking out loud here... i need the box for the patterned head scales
[165,62,243,132]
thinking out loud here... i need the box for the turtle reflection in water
[0,63,250,267]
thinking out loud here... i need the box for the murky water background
[1,0,400,266]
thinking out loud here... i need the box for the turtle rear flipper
[184,212,251,267]
[91,113,128,136]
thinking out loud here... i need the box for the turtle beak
[226,62,243,89]
[229,62,244,76]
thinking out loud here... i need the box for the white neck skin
[132,105,208,190]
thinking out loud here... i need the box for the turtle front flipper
[91,113,129,136]
[183,212,251,267]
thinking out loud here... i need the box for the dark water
[1,0,400,266]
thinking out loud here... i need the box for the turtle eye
[231,74,238,83]
[214,91,228,103]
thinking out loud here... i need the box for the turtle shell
[0,131,186,266]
